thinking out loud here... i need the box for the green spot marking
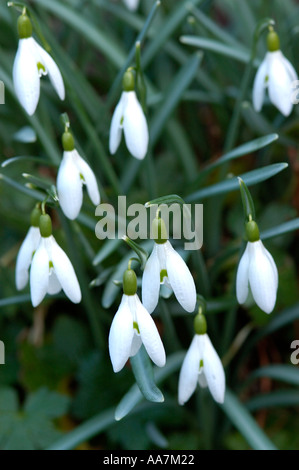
[133,321,140,334]
[160,269,168,283]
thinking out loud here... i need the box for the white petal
[50,236,81,303]
[142,244,161,314]
[47,270,62,295]
[178,335,201,405]
[30,238,50,307]
[16,226,41,290]
[34,40,65,100]
[13,38,40,115]
[109,94,124,154]
[108,295,134,372]
[198,371,208,388]
[236,243,250,304]
[123,91,149,160]
[130,332,142,357]
[248,240,277,314]
[164,241,197,313]
[263,243,278,291]
[201,334,225,404]
[124,0,139,10]
[282,55,298,83]
[267,51,293,116]
[252,56,268,112]
[74,150,100,206]
[57,151,83,220]
[134,295,166,367]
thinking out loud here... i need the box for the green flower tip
[152,217,168,244]
[17,14,32,39]
[39,213,52,238]
[123,269,137,296]
[267,30,280,52]
[122,69,135,92]
[194,312,207,335]
[30,205,42,227]
[62,131,75,151]
[245,220,260,243]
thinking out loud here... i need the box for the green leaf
[130,346,164,404]
[220,388,277,450]
[150,52,202,145]
[260,218,299,241]
[180,36,256,65]
[186,163,288,201]
[115,351,184,421]
[238,177,256,221]
[246,391,299,412]
[248,365,299,386]
[31,0,125,68]
[201,133,279,176]
[0,173,46,201]
[0,386,70,450]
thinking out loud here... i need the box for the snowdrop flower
[253,29,298,116]
[142,217,197,314]
[57,131,100,220]
[13,13,65,116]
[109,268,166,372]
[178,312,225,405]
[30,213,81,307]
[16,206,41,291]
[123,0,140,11]
[109,69,149,160]
[236,220,278,314]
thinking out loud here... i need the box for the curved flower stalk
[109,69,149,160]
[142,217,197,314]
[30,213,81,307]
[178,312,225,405]
[13,13,65,116]
[16,206,41,291]
[252,29,297,116]
[109,268,166,372]
[57,131,100,220]
[123,0,140,11]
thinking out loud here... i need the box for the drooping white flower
[57,132,100,220]
[142,238,197,314]
[252,29,297,116]
[178,333,225,405]
[13,14,65,116]
[236,239,278,314]
[30,214,81,307]
[16,226,41,291]
[108,293,166,373]
[109,69,149,160]
[123,0,140,11]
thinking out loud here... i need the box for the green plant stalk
[59,214,105,350]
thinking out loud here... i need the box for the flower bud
[30,206,42,227]
[123,268,137,296]
[194,312,207,335]
[17,14,32,39]
[122,70,135,92]
[62,131,75,151]
[39,214,52,238]
[267,30,280,52]
[245,220,260,243]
